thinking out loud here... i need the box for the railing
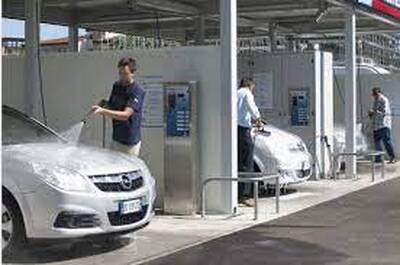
[201,172,281,221]
[332,150,385,181]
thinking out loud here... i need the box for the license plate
[119,199,142,215]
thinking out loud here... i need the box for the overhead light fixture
[315,1,329,24]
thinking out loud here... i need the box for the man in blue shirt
[92,57,145,156]
[237,78,262,206]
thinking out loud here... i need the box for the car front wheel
[2,192,25,257]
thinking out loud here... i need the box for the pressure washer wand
[81,99,107,124]
[81,109,95,124]
[253,118,271,136]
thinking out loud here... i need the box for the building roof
[2,37,25,42]
[40,37,70,45]
[2,0,400,42]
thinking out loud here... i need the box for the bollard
[201,174,280,220]
[201,181,206,218]
[275,176,280,213]
[371,156,375,182]
[253,181,259,220]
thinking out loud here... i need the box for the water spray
[61,99,108,144]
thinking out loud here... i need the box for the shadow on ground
[259,187,297,198]
[3,236,133,264]
[145,232,348,265]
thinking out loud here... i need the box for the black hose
[35,0,47,125]
[357,60,363,122]
[333,68,345,106]
[102,116,106,148]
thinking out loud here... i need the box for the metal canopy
[3,0,400,41]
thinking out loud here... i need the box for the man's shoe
[388,158,397,164]
[238,201,246,207]
[243,198,255,207]
[238,197,247,207]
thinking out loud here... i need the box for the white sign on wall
[253,72,274,109]
[137,75,164,128]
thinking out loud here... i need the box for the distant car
[2,106,156,256]
[333,123,369,171]
[253,124,313,187]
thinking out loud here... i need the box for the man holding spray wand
[92,57,145,156]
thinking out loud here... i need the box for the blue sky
[2,18,86,40]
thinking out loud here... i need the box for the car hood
[253,124,312,170]
[3,143,144,176]
[253,124,302,143]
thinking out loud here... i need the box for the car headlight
[288,142,306,152]
[142,166,156,191]
[138,164,156,202]
[140,165,152,179]
[288,143,297,151]
[133,160,153,184]
[301,142,308,152]
[32,164,93,192]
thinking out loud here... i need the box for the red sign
[372,0,400,18]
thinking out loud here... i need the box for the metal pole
[371,156,375,182]
[344,10,357,179]
[201,175,279,219]
[24,0,41,118]
[195,15,206,45]
[220,0,238,214]
[253,181,258,220]
[102,116,106,148]
[68,24,79,52]
[269,22,277,52]
[275,176,280,213]
[201,181,206,218]
[381,160,385,178]
[333,155,338,180]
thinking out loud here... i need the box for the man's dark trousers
[373,127,395,162]
[238,126,254,199]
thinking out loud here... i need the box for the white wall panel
[334,73,400,154]
[2,47,226,212]
[238,51,334,179]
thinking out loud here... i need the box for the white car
[2,106,156,256]
[333,124,369,171]
[334,124,369,154]
[253,124,313,187]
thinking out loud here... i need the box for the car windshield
[2,110,61,145]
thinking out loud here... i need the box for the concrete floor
[145,175,400,265]
[4,162,399,265]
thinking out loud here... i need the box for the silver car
[2,106,156,256]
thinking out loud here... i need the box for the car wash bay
[2,0,400,264]
[3,0,400,216]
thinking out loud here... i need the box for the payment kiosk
[290,89,310,127]
[163,82,200,215]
